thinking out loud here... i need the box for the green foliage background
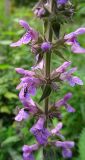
[0,0,85,159]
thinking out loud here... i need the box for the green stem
[45,24,52,127]
[44,0,53,127]
[43,1,53,159]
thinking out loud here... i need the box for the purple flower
[15,68,35,76]
[15,98,38,122]
[16,81,35,99]
[19,91,38,114]
[10,20,38,47]
[57,0,68,5]
[60,67,83,86]
[51,122,63,135]
[31,60,44,70]
[55,141,74,158]
[51,122,64,139]
[55,93,75,112]
[15,108,29,122]
[41,42,52,52]
[34,8,46,18]
[22,98,38,114]
[22,144,39,160]
[23,153,34,160]
[16,68,44,98]
[51,61,71,78]
[64,28,85,54]
[18,77,41,97]
[30,117,50,145]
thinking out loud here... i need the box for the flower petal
[53,61,71,74]
[55,141,74,148]
[22,144,39,152]
[28,86,36,96]
[72,76,83,85]
[67,77,76,87]
[51,122,63,134]
[64,32,75,41]
[55,99,65,108]
[15,68,35,76]
[10,32,31,47]
[62,148,72,158]
[23,153,34,160]
[15,108,29,122]
[19,20,30,30]
[30,117,50,145]
[32,60,44,70]
[71,41,85,54]
[75,27,85,36]
[30,117,45,130]
[65,103,75,113]
[57,0,68,5]
[64,93,72,101]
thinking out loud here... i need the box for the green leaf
[36,148,43,160]
[0,64,12,70]
[54,50,67,61]
[1,136,20,147]
[8,149,22,160]
[4,92,17,99]
[0,40,12,45]
[79,128,85,160]
[39,84,51,102]
[52,22,60,38]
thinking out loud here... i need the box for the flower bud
[41,42,52,52]
[57,0,68,5]
[34,7,46,18]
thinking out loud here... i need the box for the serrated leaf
[39,84,51,102]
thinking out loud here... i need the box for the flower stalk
[44,0,53,128]
[44,24,52,128]
[10,0,85,159]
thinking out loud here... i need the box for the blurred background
[0,0,85,160]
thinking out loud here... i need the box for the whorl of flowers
[10,0,85,159]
